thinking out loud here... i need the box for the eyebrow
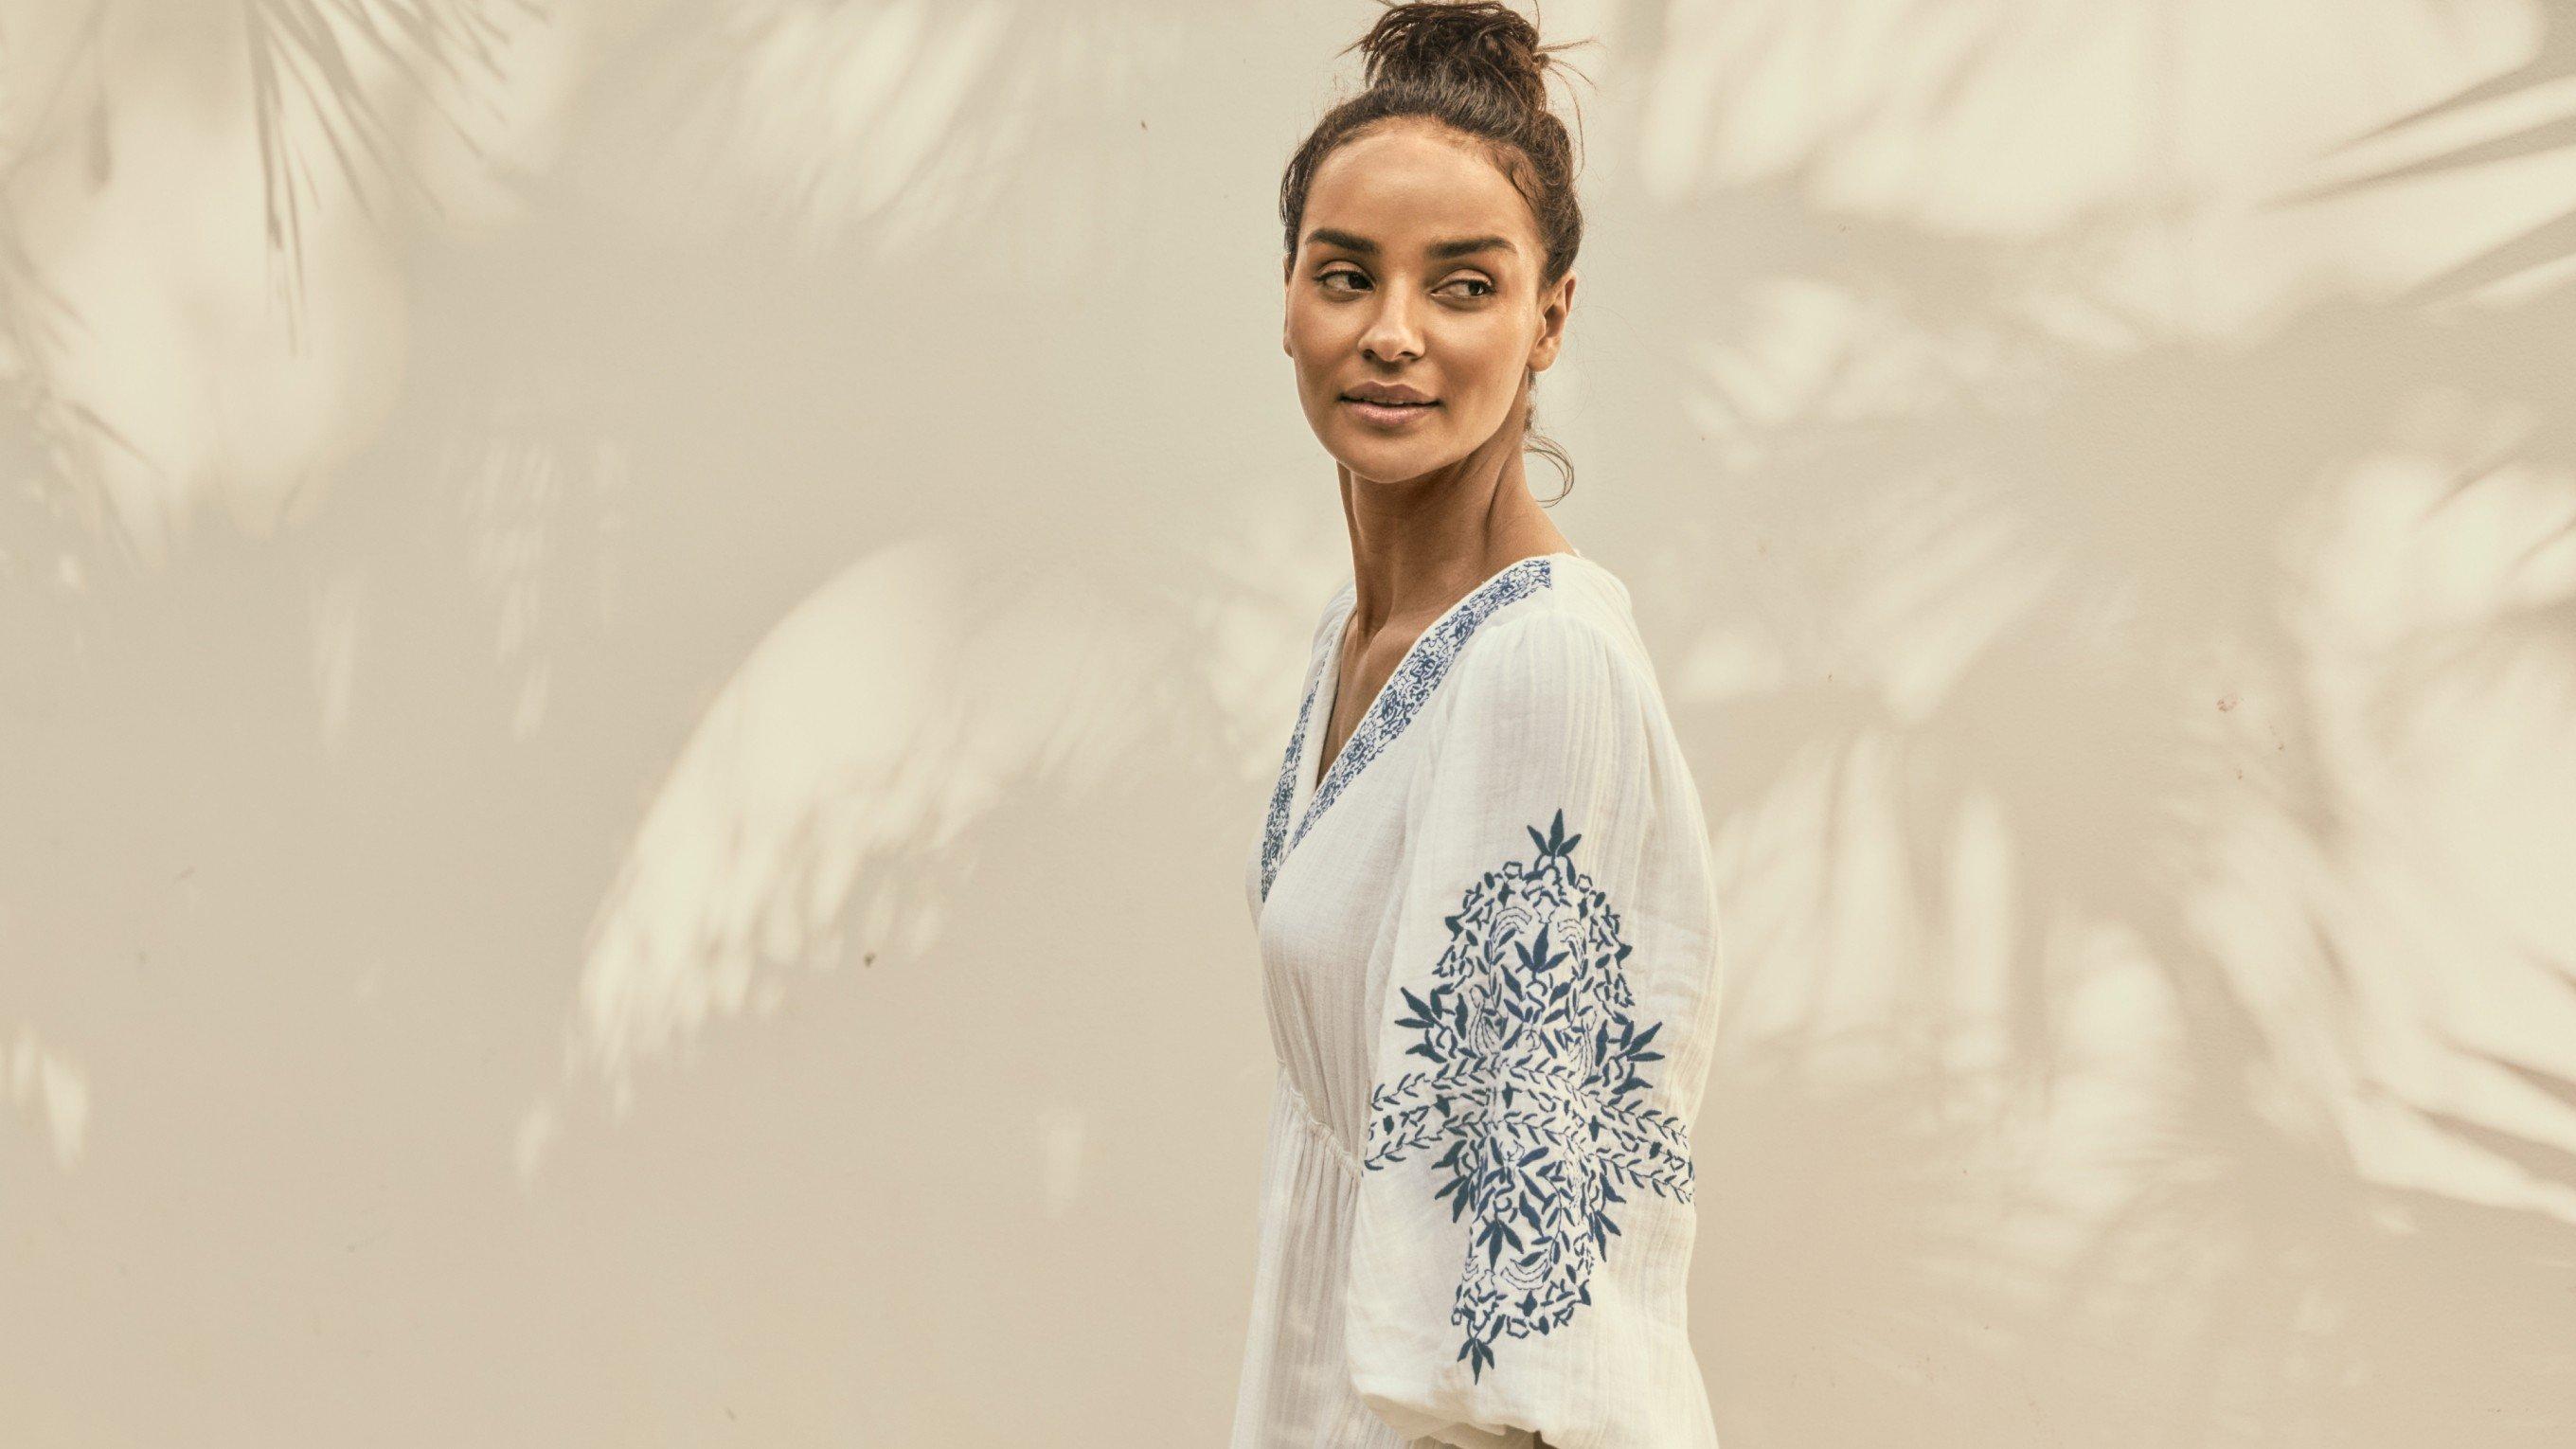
[1303,228,1515,261]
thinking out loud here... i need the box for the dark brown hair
[1279,1,1594,502]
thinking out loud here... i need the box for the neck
[1335,425,1569,637]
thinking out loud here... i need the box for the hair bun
[1351,1,1555,116]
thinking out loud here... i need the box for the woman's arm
[1344,611,1716,1449]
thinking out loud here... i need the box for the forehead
[1301,120,1536,259]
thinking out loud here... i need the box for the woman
[1229,5,1726,1448]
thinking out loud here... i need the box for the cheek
[1434,355,1508,416]
[1282,311,1329,378]
[1474,321,1530,375]
[1282,301,1339,352]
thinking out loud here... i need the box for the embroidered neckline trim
[1258,554,1560,903]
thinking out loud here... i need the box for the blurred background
[5,0,2575,1443]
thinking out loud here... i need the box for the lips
[1341,396,1440,427]
[1342,387,1435,405]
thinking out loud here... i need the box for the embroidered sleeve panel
[1348,605,1718,1435]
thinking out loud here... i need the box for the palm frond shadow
[2045,993,2576,1444]
[241,0,533,347]
[1590,0,2576,1434]
[2423,1044,2576,1188]
[1701,1010,2576,1447]
[0,195,156,570]
[582,0,1201,267]
[1701,1029,2093,1446]
[2263,1,2576,300]
[1637,203,2368,1068]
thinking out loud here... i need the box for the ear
[1282,254,1295,357]
[1526,269,1576,374]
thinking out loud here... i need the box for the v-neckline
[1260,550,1577,903]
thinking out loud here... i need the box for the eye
[1444,277,1496,298]
[1318,267,1368,293]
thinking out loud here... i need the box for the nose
[1358,287,1424,366]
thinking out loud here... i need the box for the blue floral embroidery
[1259,558,1554,903]
[1257,671,1325,902]
[1365,808,1694,1383]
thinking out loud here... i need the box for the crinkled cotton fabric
[1228,551,1725,1449]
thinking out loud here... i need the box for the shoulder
[1458,557,1659,696]
[1432,616,1670,764]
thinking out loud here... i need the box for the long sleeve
[1344,608,1723,1449]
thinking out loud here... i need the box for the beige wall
[6,0,2575,1442]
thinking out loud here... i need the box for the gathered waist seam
[1278,1068,1363,1179]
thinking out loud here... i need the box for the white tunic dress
[1230,551,1726,1449]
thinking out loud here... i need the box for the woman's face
[1283,118,1573,487]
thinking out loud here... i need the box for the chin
[1333,444,1458,486]
[1333,428,1445,454]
